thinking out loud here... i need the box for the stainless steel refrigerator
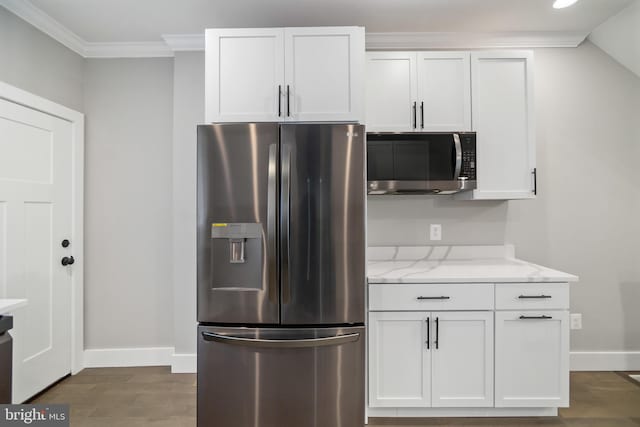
[196,123,365,427]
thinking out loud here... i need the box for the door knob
[61,256,75,266]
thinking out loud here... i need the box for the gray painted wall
[0,7,84,111]
[369,42,640,352]
[3,3,638,355]
[172,52,204,356]
[170,43,640,356]
[83,58,175,349]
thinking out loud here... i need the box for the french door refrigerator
[196,123,366,427]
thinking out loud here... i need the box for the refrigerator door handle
[267,144,278,302]
[201,332,360,348]
[281,145,291,304]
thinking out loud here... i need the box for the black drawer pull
[417,296,450,300]
[518,295,552,299]
[519,315,553,320]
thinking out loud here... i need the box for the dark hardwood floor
[30,368,640,426]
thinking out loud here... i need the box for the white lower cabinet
[368,312,431,407]
[369,311,493,408]
[495,311,570,408]
[368,282,571,415]
[431,312,494,407]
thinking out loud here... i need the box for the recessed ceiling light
[553,0,579,8]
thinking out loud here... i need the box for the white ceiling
[24,0,634,43]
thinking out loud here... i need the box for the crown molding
[84,42,173,58]
[162,34,205,51]
[157,31,589,53]
[1,0,174,58]
[1,0,590,57]
[1,0,86,56]
[365,31,589,50]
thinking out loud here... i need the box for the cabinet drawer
[495,283,569,310]
[369,283,494,311]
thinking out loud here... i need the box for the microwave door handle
[453,133,462,180]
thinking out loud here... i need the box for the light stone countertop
[0,299,27,315]
[367,245,579,284]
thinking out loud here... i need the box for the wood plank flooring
[30,369,640,426]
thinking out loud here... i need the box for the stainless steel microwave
[367,132,477,195]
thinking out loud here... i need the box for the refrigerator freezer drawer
[197,325,365,427]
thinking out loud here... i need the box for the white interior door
[0,98,72,403]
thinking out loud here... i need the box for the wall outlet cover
[570,313,582,330]
[430,224,442,241]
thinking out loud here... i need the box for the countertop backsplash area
[367,196,509,247]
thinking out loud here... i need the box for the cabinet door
[365,52,418,132]
[368,312,431,407]
[416,52,471,131]
[284,27,364,122]
[469,51,536,199]
[205,28,284,123]
[495,311,569,407]
[430,312,494,407]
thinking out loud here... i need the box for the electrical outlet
[430,224,442,241]
[570,313,582,330]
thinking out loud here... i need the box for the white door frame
[0,81,85,375]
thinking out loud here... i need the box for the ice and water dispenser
[209,223,263,289]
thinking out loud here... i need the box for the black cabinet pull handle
[417,296,450,300]
[519,315,553,320]
[412,102,417,129]
[435,317,439,349]
[518,295,552,299]
[532,168,537,195]
[61,256,75,266]
[426,317,430,350]
[278,85,282,117]
[420,101,424,129]
[286,85,291,117]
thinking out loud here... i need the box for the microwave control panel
[460,133,476,181]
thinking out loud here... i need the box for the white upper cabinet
[465,51,536,200]
[416,52,471,131]
[205,28,284,123]
[206,27,364,123]
[365,52,418,132]
[284,27,364,122]
[365,51,471,132]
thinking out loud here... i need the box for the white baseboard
[83,347,173,368]
[570,351,640,371]
[82,349,640,372]
[172,353,197,373]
